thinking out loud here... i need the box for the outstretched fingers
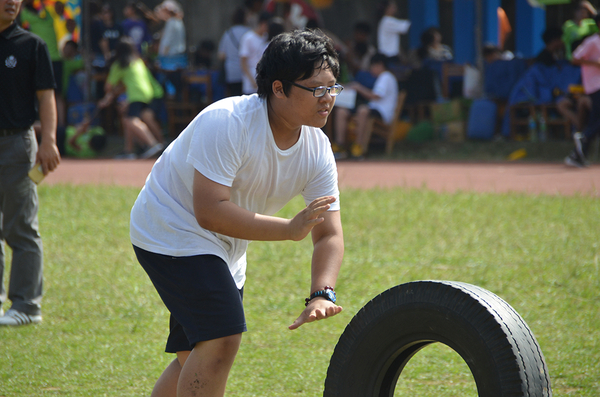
[288,300,343,330]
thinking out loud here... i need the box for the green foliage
[0,185,598,396]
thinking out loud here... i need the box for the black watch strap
[305,286,336,306]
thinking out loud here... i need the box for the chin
[313,115,329,129]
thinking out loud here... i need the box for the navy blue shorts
[127,101,149,118]
[133,246,246,353]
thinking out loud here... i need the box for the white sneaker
[0,309,42,326]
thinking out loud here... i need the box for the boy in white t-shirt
[239,11,270,94]
[333,53,398,159]
[565,13,600,167]
[130,29,344,397]
[377,1,411,60]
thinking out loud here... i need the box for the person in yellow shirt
[562,1,599,60]
[98,37,163,159]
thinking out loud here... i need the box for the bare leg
[122,117,158,149]
[151,358,182,397]
[577,95,591,131]
[177,334,242,397]
[353,104,374,154]
[141,108,164,143]
[334,107,351,147]
[556,97,578,128]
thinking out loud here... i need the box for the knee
[356,105,370,117]
[122,117,134,129]
[197,334,242,360]
[213,334,242,357]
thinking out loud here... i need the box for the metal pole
[474,0,485,95]
[82,0,92,103]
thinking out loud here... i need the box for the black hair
[595,12,600,24]
[376,1,392,23]
[268,20,285,41]
[64,40,78,51]
[416,26,441,60]
[258,11,272,24]
[89,0,102,16]
[101,3,115,17]
[542,27,563,44]
[369,53,388,68]
[125,1,141,16]
[114,37,136,68]
[231,7,246,26]
[575,1,597,17]
[256,29,340,99]
[482,43,501,58]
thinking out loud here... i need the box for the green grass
[1,185,598,396]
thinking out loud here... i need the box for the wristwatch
[305,286,336,306]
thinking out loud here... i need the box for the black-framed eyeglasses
[285,81,344,97]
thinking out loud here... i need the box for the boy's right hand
[288,196,336,241]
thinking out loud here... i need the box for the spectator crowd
[10,0,600,166]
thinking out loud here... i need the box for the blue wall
[450,0,545,63]
[408,0,440,49]
[515,0,546,58]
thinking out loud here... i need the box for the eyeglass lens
[315,85,343,97]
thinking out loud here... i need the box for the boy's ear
[272,80,286,98]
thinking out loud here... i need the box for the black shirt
[0,23,56,129]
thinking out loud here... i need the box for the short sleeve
[301,138,340,211]
[34,40,56,91]
[239,33,252,58]
[187,108,247,187]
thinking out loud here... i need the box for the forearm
[37,90,57,145]
[310,231,344,293]
[196,199,292,241]
[353,83,380,101]
[572,58,600,68]
[194,172,334,243]
[35,89,60,173]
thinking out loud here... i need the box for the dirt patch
[44,159,599,196]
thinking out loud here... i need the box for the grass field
[0,184,598,396]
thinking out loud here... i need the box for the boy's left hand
[288,298,343,330]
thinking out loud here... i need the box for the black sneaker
[564,151,587,168]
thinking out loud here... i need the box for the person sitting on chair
[333,53,398,159]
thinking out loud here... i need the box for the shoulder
[233,25,250,35]
[5,25,49,52]
[201,95,265,124]
[378,70,397,84]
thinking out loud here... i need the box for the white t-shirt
[573,34,600,94]
[130,95,340,289]
[158,18,186,56]
[377,16,411,58]
[218,25,251,84]
[369,70,398,124]
[239,30,267,94]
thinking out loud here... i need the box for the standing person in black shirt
[0,0,60,326]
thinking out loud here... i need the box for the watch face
[325,289,336,303]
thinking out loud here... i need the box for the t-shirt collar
[0,23,19,40]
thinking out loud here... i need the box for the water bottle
[528,115,537,142]
[538,113,547,142]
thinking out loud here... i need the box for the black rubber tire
[324,280,552,397]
